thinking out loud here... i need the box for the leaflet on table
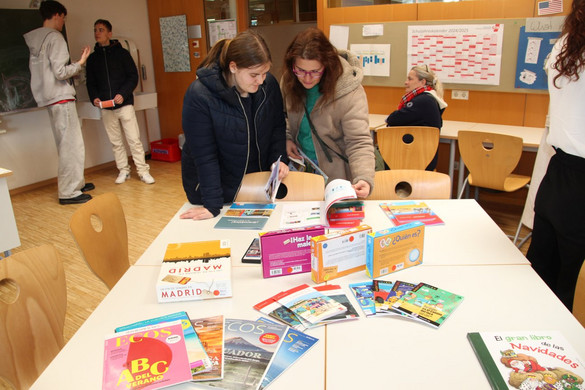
[275,284,347,326]
[254,296,308,331]
[156,240,232,303]
[391,282,464,328]
[371,280,416,317]
[214,203,276,230]
[189,315,225,382]
[379,201,444,227]
[114,311,212,377]
[280,202,325,229]
[287,147,329,181]
[103,320,192,390]
[202,318,287,390]
[467,330,585,390]
[256,317,319,390]
[264,156,282,203]
[313,284,360,324]
[348,281,377,317]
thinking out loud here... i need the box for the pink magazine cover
[103,320,192,390]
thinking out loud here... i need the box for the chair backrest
[376,126,440,169]
[235,171,325,202]
[0,244,67,389]
[457,130,524,191]
[574,261,585,327]
[69,192,129,290]
[368,170,451,200]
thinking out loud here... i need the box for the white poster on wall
[349,44,391,77]
[208,19,237,48]
[407,24,504,85]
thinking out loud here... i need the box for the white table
[32,200,555,390]
[326,265,585,389]
[31,266,326,390]
[369,114,545,197]
[135,200,529,268]
[0,168,20,257]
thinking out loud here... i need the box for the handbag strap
[303,106,349,163]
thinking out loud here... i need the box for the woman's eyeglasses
[293,66,324,79]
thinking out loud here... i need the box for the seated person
[385,64,447,171]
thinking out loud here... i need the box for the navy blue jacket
[181,63,287,216]
[385,93,445,170]
[86,39,138,108]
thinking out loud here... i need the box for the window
[249,0,316,26]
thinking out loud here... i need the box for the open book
[280,179,363,229]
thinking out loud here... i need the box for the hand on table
[180,207,214,221]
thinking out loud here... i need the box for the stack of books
[379,201,444,226]
[103,312,319,390]
[326,201,365,228]
[348,279,464,328]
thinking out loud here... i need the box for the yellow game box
[366,222,425,279]
[310,224,372,284]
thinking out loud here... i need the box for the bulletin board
[340,18,548,94]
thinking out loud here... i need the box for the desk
[135,200,529,268]
[327,265,585,389]
[0,168,20,256]
[368,115,545,197]
[33,201,571,390]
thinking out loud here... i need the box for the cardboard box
[260,225,325,278]
[366,222,424,279]
[310,224,372,283]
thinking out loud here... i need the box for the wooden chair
[457,131,530,199]
[69,192,129,290]
[0,244,67,389]
[574,261,585,328]
[376,126,440,169]
[235,171,325,202]
[368,170,451,200]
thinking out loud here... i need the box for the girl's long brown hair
[282,28,342,112]
[199,30,271,81]
[552,0,585,87]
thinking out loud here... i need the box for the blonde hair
[411,64,444,98]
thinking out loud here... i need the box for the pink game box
[260,225,325,278]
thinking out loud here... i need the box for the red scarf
[398,86,432,110]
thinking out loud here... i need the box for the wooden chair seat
[376,126,440,170]
[468,173,531,192]
[69,192,130,290]
[368,170,451,200]
[235,171,325,202]
[574,261,585,327]
[0,244,67,389]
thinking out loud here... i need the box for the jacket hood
[196,63,241,107]
[334,49,364,101]
[23,27,57,56]
[92,39,121,52]
[425,89,448,110]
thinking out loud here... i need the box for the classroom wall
[318,0,570,128]
[0,0,159,191]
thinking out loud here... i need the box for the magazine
[214,203,276,230]
[348,281,376,317]
[114,311,212,377]
[391,282,464,328]
[253,296,308,331]
[242,238,261,264]
[189,315,225,382]
[313,284,360,324]
[467,330,585,390]
[103,320,192,390]
[256,318,319,390]
[287,147,329,181]
[204,319,287,390]
[275,284,347,326]
[156,240,232,303]
[264,156,282,203]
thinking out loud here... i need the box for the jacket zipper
[103,46,113,99]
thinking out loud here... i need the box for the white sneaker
[115,172,130,184]
[140,173,155,184]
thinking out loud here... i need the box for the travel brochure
[214,203,276,230]
[348,279,464,328]
[103,313,319,390]
[379,201,444,227]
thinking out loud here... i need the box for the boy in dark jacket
[86,19,154,184]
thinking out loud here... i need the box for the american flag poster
[538,0,563,15]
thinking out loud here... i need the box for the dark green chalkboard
[0,9,43,113]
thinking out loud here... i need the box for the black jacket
[385,93,444,129]
[86,39,138,108]
[181,63,287,216]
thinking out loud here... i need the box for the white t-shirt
[546,34,585,159]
